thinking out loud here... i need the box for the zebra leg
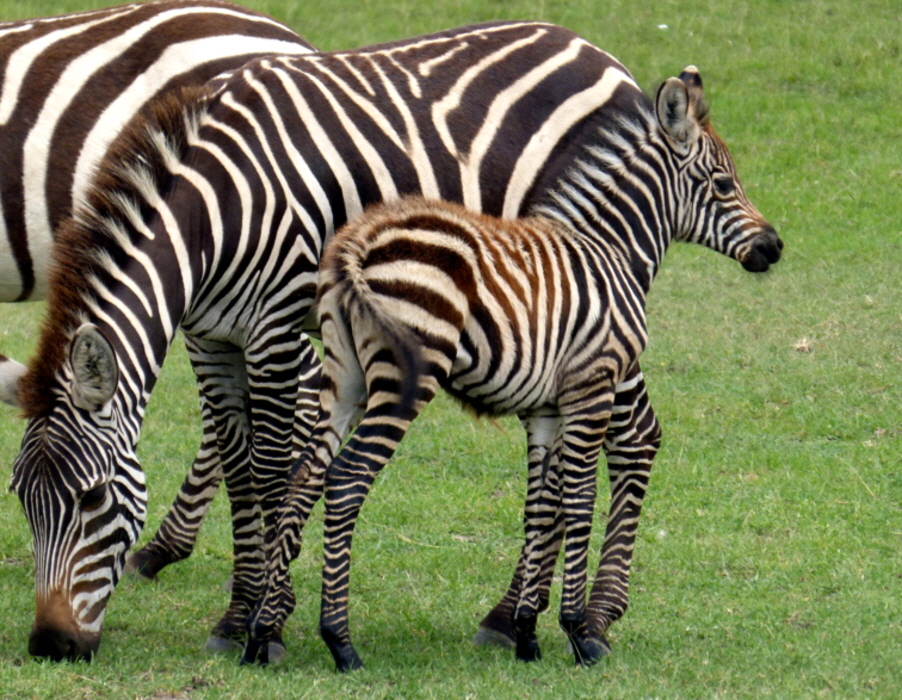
[124,391,222,580]
[474,416,564,660]
[179,338,262,652]
[213,331,308,655]
[180,335,305,658]
[244,336,368,667]
[241,421,334,666]
[127,337,321,583]
[319,399,433,672]
[586,365,660,641]
[557,395,612,667]
[318,335,447,671]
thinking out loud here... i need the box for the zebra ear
[655,73,703,154]
[0,355,28,407]
[70,324,118,412]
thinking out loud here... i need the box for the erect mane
[18,85,213,419]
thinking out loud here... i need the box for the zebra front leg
[179,337,270,654]
[129,336,321,584]
[245,339,366,667]
[586,367,660,641]
[242,452,326,665]
[125,393,222,580]
[557,397,612,667]
[475,415,565,652]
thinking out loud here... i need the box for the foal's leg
[475,414,565,659]
[243,334,366,666]
[319,365,444,671]
[557,392,613,666]
[587,365,660,641]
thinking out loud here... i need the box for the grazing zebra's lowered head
[5,87,216,662]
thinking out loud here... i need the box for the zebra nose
[740,226,782,272]
[29,624,97,662]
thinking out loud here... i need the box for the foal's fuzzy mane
[19,85,213,418]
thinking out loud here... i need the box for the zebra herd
[0,0,781,669]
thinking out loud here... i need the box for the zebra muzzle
[740,227,783,272]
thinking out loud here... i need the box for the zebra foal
[246,68,782,670]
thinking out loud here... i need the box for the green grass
[1,0,901,698]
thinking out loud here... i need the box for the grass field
[1,0,900,698]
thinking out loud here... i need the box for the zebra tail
[328,252,427,421]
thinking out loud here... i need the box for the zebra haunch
[243,67,781,670]
[3,20,780,664]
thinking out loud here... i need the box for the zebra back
[0,0,312,302]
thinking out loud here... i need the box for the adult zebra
[0,0,318,584]
[243,74,781,670]
[1,21,780,663]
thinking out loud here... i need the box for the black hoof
[123,551,161,582]
[240,639,269,666]
[515,641,542,663]
[514,614,541,662]
[323,640,363,672]
[569,632,611,667]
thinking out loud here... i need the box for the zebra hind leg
[318,337,445,671]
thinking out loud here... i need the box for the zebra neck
[531,114,675,295]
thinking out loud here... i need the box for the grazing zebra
[1,21,780,663]
[242,71,782,670]
[0,0,316,584]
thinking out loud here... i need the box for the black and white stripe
[0,0,313,303]
[242,68,782,670]
[4,21,779,664]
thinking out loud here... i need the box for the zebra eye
[713,176,735,196]
[80,484,108,512]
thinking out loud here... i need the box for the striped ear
[655,67,707,153]
[0,355,27,407]
[70,324,118,412]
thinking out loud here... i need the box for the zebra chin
[739,228,783,273]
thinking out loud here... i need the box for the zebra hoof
[204,635,243,655]
[207,636,287,665]
[122,552,158,582]
[567,633,611,667]
[472,626,516,649]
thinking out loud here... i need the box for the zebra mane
[19,85,213,418]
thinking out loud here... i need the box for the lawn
[0,0,900,698]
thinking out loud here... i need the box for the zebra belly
[445,337,561,417]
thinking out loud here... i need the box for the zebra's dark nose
[28,624,96,662]
[740,227,782,272]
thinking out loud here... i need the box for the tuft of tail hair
[331,255,426,420]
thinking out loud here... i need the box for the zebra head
[9,324,146,661]
[655,66,783,270]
